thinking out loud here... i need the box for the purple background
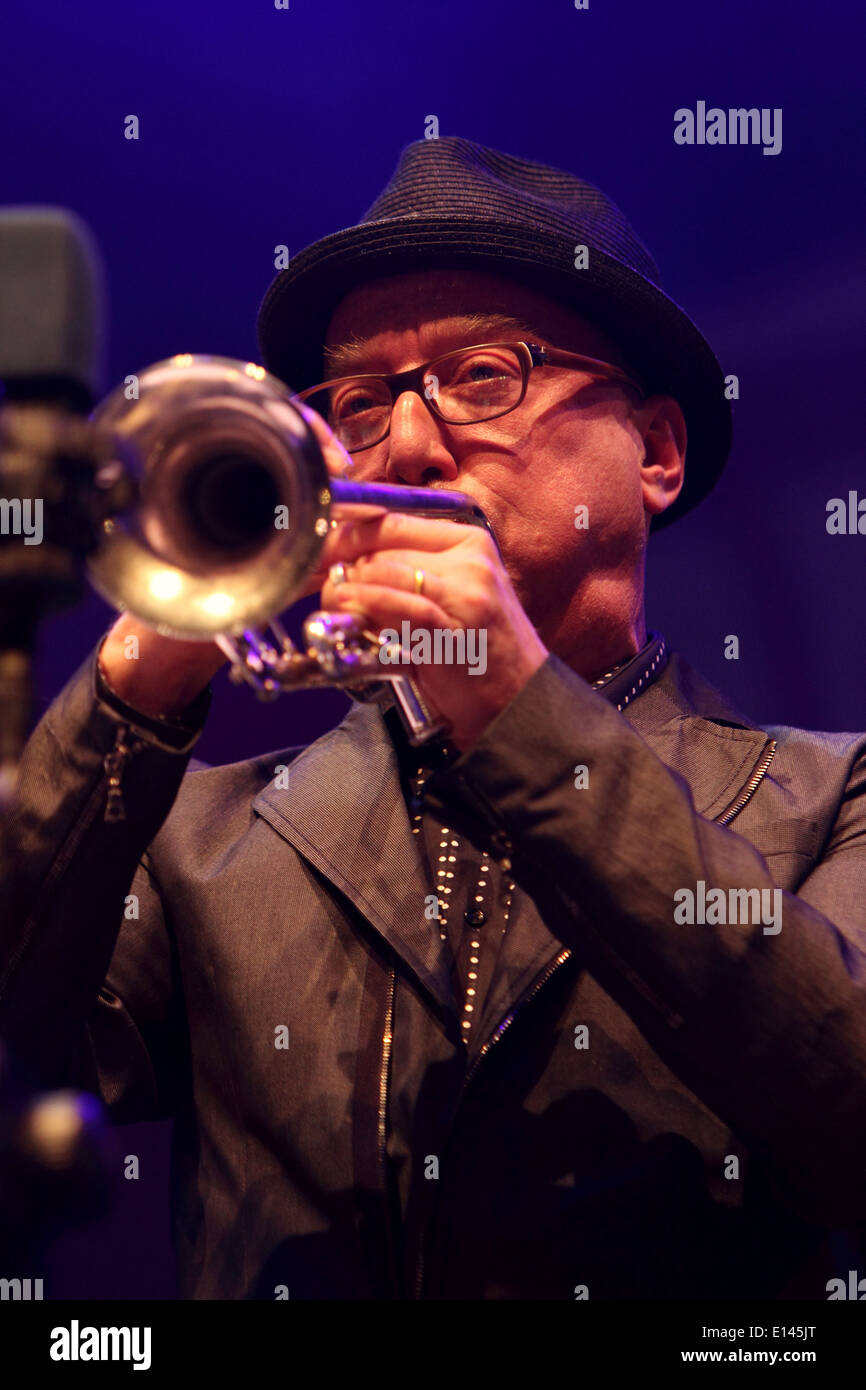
[1,0,863,1296]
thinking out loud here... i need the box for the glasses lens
[426,346,524,422]
[303,378,392,451]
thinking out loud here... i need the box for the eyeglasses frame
[295,341,646,452]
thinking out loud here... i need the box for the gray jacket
[2,639,866,1299]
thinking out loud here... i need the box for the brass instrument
[87,354,496,744]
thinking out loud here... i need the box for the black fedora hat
[256,137,731,531]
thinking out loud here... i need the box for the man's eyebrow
[322,313,536,377]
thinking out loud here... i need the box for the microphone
[0,207,105,410]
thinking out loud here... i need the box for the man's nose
[384,388,459,487]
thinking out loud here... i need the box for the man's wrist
[94,638,212,750]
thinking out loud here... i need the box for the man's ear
[635,395,687,521]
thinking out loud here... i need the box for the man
[3,137,866,1300]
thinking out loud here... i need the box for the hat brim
[256,216,731,532]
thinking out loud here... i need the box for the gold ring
[329,562,349,586]
[413,568,425,596]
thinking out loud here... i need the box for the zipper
[103,722,147,822]
[378,969,395,1165]
[714,740,776,826]
[413,946,573,1298]
[378,968,397,1296]
[462,948,573,1093]
[412,735,777,1298]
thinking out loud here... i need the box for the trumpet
[87,354,497,745]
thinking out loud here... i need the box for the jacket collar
[252,649,774,1018]
[617,649,773,821]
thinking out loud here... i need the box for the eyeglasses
[296,341,645,453]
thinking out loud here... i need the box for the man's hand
[95,403,359,721]
[319,511,548,752]
[97,402,549,742]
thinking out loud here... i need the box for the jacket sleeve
[421,653,866,1228]
[0,637,211,1121]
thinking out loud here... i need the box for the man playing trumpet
[4,137,866,1301]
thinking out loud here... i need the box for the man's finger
[320,512,477,568]
[327,555,446,607]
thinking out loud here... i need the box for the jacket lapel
[622,651,775,820]
[252,700,455,1012]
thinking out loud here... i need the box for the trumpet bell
[88,355,331,639]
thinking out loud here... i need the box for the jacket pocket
[738,817,819,890]
[744,818,819,858]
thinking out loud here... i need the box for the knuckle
[466,553,497,593]
[462,585,496,627]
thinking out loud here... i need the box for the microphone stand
[0,398,134,817]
